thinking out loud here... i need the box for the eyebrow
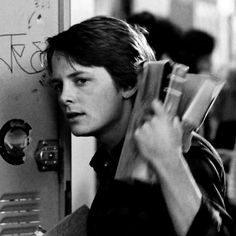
[68,71,89,78]
[51,70,90,81]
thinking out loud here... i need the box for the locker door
[0,0,69,235]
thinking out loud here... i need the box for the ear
[121,86,137,99]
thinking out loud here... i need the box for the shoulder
[184,132,226,206]
[186,132,224,169]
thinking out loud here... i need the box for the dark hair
[127,11,183,61]
[43,15,155,90]
[177,29,215,73]
[181,29,215,58]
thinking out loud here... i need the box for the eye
[49,79,63,93]
[75,78,88,86]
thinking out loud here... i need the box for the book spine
[163,63,188,117]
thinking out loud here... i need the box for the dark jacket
[88,132,235,236]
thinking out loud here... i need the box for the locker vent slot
[0,192,40,236]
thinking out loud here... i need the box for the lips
[66,112,84,120]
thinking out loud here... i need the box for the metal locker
[0,0,70,234]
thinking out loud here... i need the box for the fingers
[138,99,165,128]
[151,99,165,117]
[173,116,182,134]
[135,99,182,144]
[151,99,173,120]
[136,99,182,134]
[182,131,193,153]
[138,99,173,129]
[134,122,149,140]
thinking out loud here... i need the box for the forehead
[50,51,115,85]
[51,51,92,76]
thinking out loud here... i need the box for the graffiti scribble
[0,33,45,74]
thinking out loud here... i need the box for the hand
[181,121,194,153]
[134,99,182,169]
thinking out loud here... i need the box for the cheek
[90,88,123,119]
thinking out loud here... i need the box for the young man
[43,16,234,235]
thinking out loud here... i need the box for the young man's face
[50,52,131,140]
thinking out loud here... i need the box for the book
[115,60,225,180]
[44,205,89,236]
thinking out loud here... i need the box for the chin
[70,126,93,137]
[71,130,87,137]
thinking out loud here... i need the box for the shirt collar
[89,139,124,180]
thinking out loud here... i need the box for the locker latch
[34,140,59,171]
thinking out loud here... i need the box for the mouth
[66,112,85,120]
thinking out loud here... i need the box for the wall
[132,0,171,17]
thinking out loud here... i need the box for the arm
[134,99,202,236]
[134,99,234,235]
[185,133,235,235]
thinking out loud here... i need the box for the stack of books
[115,60,225,180]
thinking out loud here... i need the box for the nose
[58,80,75,106]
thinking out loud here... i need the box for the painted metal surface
[0,0,62,233]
